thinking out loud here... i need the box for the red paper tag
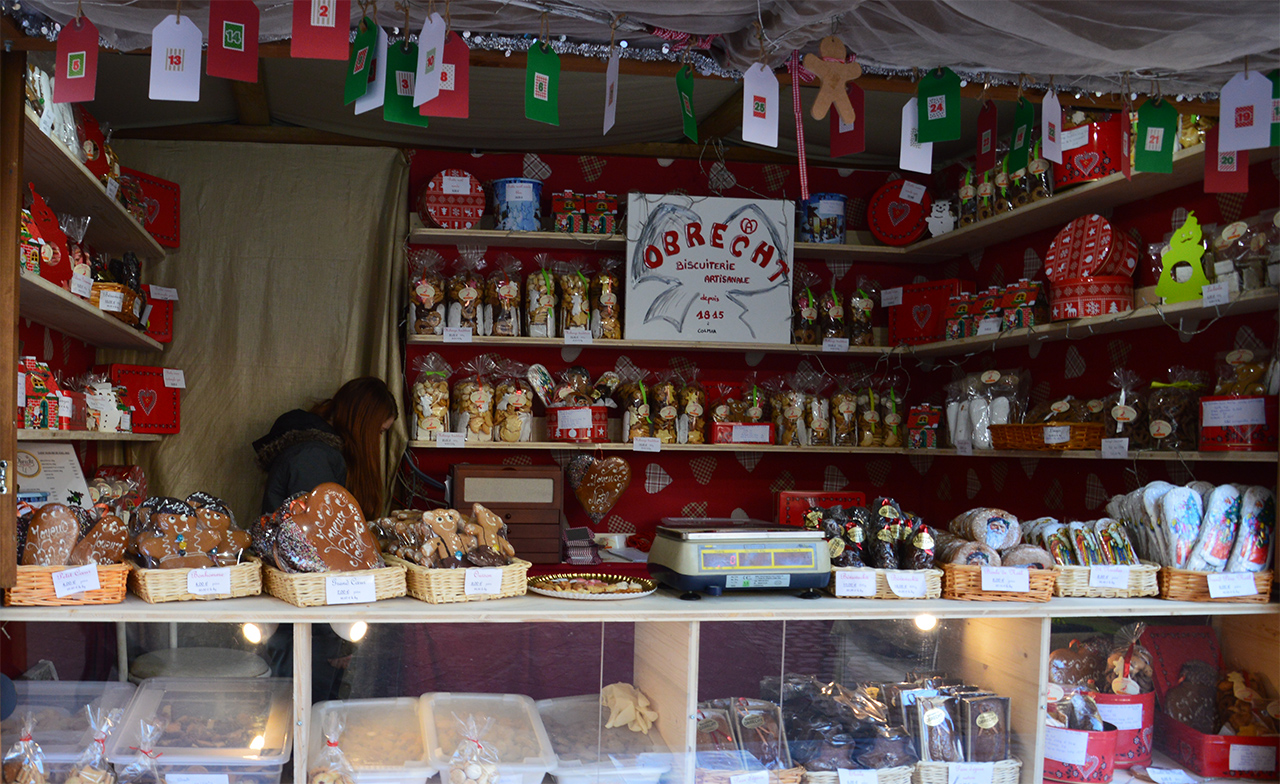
[29,185,70,288]
[1204,125,1249,193]
[207,1,259,82]
[828,83,865,157]
[975,100,998,174]
[419,32,469,118]
[53,15,98,103]
[291,0,351,60]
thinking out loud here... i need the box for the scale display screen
[699,544,817,571]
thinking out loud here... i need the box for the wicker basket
[804,765,912,784]
[826,568,943,599]
[1157,568,1273,603]
[89,282,142,326]
[941,564,1056,602]
[4,563,130,606]
[989,422,1102,450]
[914,759,1021,784]
[1054,562,1160,598]
[696,767,805,784]
[387,554,531,604]
[128,559,262,603]
[261,561,406,607]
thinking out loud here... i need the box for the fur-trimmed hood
[253,409,344,471]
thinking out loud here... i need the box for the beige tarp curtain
[105,140,408,527]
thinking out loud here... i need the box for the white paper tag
[353,25,390,114]
[1089,565,1131,589]
[1100,438,1130,459]
[1229,744,1277,772]
[1145,768,1195,784]
[899,181,927,204]
[731,772,769,784]
[837,770,877,784]
[105,178,120,199]
[881,287,904,307]
[325,574,377,605]
[1043,425,1072,445]
[52,565,100,598]
[1061,124,1090,152]
[57,394,72,418]
[564,328,593,345]
[556,407,593,430]
[603,47,620,135]
[412,12,446,106]
[1218,71,1273,153]
[981,566,1030,592]
[70,274,93,298]
[506,181,535,202]
[975,318,1001,336]
[162,368,186,389]
[99,290,123,312]
[464,567,504,595]
[17,373,25,408]
[149,15,203,102]
[1044,726,1089,765]
[441,177,471,197]
[632,436,661,453]
[948,762,995,784]
[1096,700,1143,730]
[900,98,934,174]
[1207,572,1258,598]
[726,574,789,589]
[443,326,473,343]
[834,570,876,597]
[822,337,850,352]
[731,424,772,443]
[816,198,843,218]
[885,570,927,598]
[1041,91,1063,163]
[1202,281,1230,306]
[186,568,232,596]
[38,108,56,135]
[741,62,780,148]
[955,440,974,456]
[140,304,153,328]
[436,431,465,448]
[168,775,230,784]
[148,285,178,301]
[1202,397,1267,428]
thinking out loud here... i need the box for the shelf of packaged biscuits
[16,430,161,442]
[19,271,163,351]
[23,107,166,261]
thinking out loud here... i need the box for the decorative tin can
[797,192,847,243]
[493,177,543,231]
[867,180,931,246]
[1053,112,1124,189]
[1049,276,1134,321]
[417,169,485,230]
[1045,214,1140,281]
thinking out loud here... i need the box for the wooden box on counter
[450,464,564,564]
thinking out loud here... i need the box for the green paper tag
[1134,98,1179,174]
[525,42,560,126]
[677,65,697,142]
[1007,98,1034,172]
[916,67,961,143]
[384,41,430,127]
[1156,211,1211,304]
[344,18,378,106]
[1269,70,1279,147]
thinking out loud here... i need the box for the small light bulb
[619,40,628,49]
[462,30,471,39]
[662,44,670,54]
[959,80,968,87]
[242,623,262,644]
[504,49,511,57]
[349,621,368,642]
[914,614,938,632]
[559,35,566,43]
[1094,91,1103,97]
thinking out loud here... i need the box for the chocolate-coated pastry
[465,546,509,567]
[1166,660,1219,733]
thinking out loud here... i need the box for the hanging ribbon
[787,50,810,200]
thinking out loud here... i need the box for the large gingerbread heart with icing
[69,513,127,566]
[22,503,80,566]
[279,483,383,572]
[573,457,631,524]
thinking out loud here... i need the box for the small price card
[899,181,927,204]
[57,394,72,418]
[1089,565,1131,589]
[947,762,995,784]
[163,368,186,388]
[52,565,100,598]
[149,285,179,301]
[105,178,120,199]
[99,290,124,312]
[464,568,503,595]
[980,566,1030,593]
[168,776,230,784]
[17,373,25,407]
[325,574,377,604]
[443,326,473,343]
[556,408,593,430]
[975,318,1001,336]
[632,437,661,453]
[1207,572,1258,599]
[1043,425,1071,445]
[954,440,974,456]
[838,770,877,784]
[435,432,466,448]
[1144,769,1195,784]
[1044,725,1088,765]
[885,571,927,598]
[187,568,232,596]
[1202,281,1230,307]
[564,328,593,345]
[70,274,93,298]
[822,336,850,352]
[881,287,904,307]
[834,570,876,597]
[731,772,769,784]
[1100,438,1129,459]
[1228,744,1276,773]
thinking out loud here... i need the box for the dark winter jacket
[253,409,346,513]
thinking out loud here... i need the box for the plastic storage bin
[310,698,435,784]
[0,680,136,779]
[421,692,556,784]
[106,677,293,784]
[536,695,671,784]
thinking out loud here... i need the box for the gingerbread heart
[574,457,631,524]
[280,483,383,572]
[22,503,80,566]
[69,513,127,566]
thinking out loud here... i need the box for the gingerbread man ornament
[803,36,862,124]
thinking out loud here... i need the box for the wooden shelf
[23,108,166,261]
[16,430,160,442]
[18,272,162,351]
[930,448,1277,462]
[405,332,893,356]
[409,217,625,250]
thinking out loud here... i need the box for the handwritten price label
[881,287,903,307]
[948,762,995,784]
[435,432,465,448]
[443,326,473,343]
[1089,565,1130,589]
[163,368,186,389]
[186,568,232,596]
[52,565,100,598]
[837,770,877,784]
[99,290,124,312]
[148,285,179,301]
[885,571,927,598]
[980,566,1030,593]
[325,574,377,605]
[1207,572,1258,598]
[1043,425,1071,445]
[822,337,850,353]
[464,568,503,595]
[1100,438,1129,459]
[70,274,94,298]
[834,570,876,597]
[632,437,661,453]
[564,329,593,345]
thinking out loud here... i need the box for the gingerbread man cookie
[135,497,220,568]
[472,503,516,558]
[803,36,862,124]
[425,508,466,562]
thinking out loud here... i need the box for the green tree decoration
[1156,211,1211,304]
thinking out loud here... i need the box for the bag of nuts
[411,353,453,441]
[447,247,486,334]
[558,258,592,336]
[679,368,708,444]
[526,253,558,337]
[591,256,624,339]
[307,711,356,784]
[484,254,523,337]
[408,248,447,335]
[447,716,500,784]
[792,267,821,345]
[493,359,535,443]
[451,355,497,442]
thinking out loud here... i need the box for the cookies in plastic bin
[558,259,592,335]
[2,713,46,784]
[485,255,523,337]
[411,353,452,442]
[651,372,680,444]
[409,248,447,335]
[448,248,486,334]
[591,257,623,339]
[678,370,707,444]
[792,267,821,345]
[114,720,162,784]
[526,254,558,337]
[493,360,534,443]
[309,711,356,784]
[452,355,496,442]
[447,716,499,784]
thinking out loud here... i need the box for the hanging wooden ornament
[802,36,862,124]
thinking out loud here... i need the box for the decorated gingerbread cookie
[21,503,80,566]
[69,513,127,566]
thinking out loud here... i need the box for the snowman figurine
[926,199,956,237]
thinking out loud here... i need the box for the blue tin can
[797,192,847,244]
[492,178,544,231]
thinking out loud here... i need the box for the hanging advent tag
[742,63,779,147]
[1041,91,1063,163]
[413,12,446,107]
[344,18,378,105]
[291,0,351,60]
[207,0,259,82]
[1204,126,1249,193]
[1219,70,1272,152]
[1269,70,1279,146]
[1134,98,1178,173]
[976,100,998,174]
[603,47,620,134]
[420,32,469,118]
[53,15,98,103]
[1120,103,1133,180]
[1007,98,1034,172]
[900,98,933,174]
[916,67,961,143]
[384,41,430,127]
[353,23,388,114]
[526,42,561,125]
[149,15,202,102]
[829,83,865,156]
[676,65,698,142]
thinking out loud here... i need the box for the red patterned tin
[1044,215,1139,281]
[1048,275,1134,321]
[1052,112,1124,189]
[866,179,932,246]
[416,169,484,229]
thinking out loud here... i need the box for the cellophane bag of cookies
[1146,366,1206,451]
[552,365,594,407]
[855,381,883,447]
[3,714,46,784]
[957,169,978,227]
[115,720,162,784]
[309,711,356,784]
[850,277,877,346]
[591,257,623,339]
[447,247,487,334]
[679,369,708,444]
[526,254,558,337]
[558,258,592,336]
[493,359,534,443]
[1027,140,1054,202]
[818,276,848,341]
[67,706,121,784]
[651,371,681,444]
[448,716,499,784]
[1214,348,1271,396]
[830,374,859,446]
[792,267,821,345]
[484,254,523,337]
[770,376,806,447]
[878,371,907,448]
[1103,368,1148,447]
[976,169,995,222]
[803,375,832,446]
[408,248,447,335]
[738,374,771,424]
[452,355,497,442]
[616,367,653,442]
[411,353,452,441]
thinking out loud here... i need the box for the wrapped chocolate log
[792,267,821,345]
[679,369,708,444]
[483,254,523,337]
[1146,366,1205,451]
[590,256,623,339]
[1103,368,1148,447]
[962,695,1010,762]
[408,248,447,335]
[558,259,592,335]
[730,699,791,770]
[651,371,680,444]
[916,695,963,762]
[447,247,486,334]
[410,353,452,441]
[948,507,1021,550]
[934,531,1001,566]
[526,254,558,337]
[900,518,936,570]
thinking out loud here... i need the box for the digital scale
[647,518,831,599]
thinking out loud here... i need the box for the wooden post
[293,622,313,783]
[0,49,26,588]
